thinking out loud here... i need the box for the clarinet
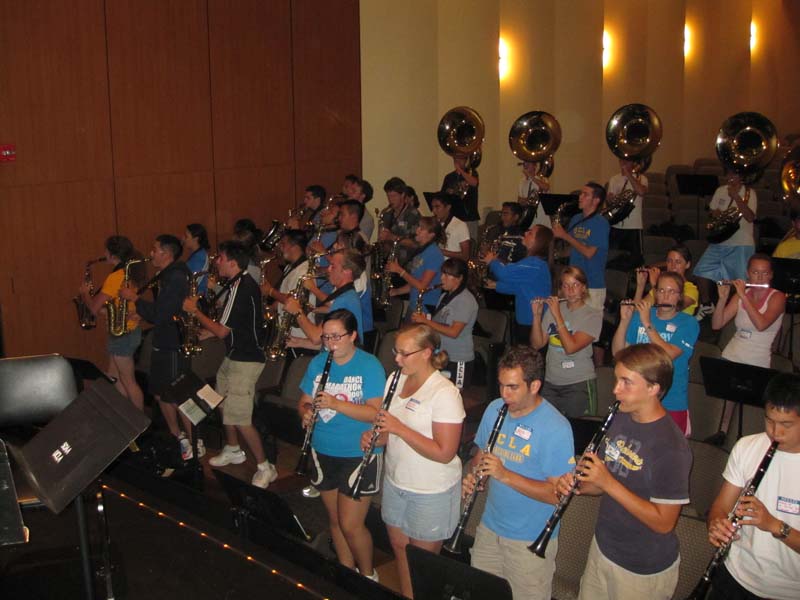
[349,369,403,500]
[295,351,334,475]
[443,403,510,554]
[685,440,779,600]
[529,400,621,557]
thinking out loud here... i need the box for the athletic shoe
[196,438,206,459]
[178,434,192,461]
[252,462,279,489]
[302,485,320,498]
[209,446,247,467]
[357,568,379,583]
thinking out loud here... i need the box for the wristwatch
[773,520,791,540]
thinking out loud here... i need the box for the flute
[295,351,334,475]
[532,297,569,304]
[716,280,769,288]
[444,403,509,555]
[349,369,403,500]
[619,299,675,308]
[685,440,779,600]
[529,400,620,557]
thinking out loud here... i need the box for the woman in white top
[429,193,470,262]
[368,323,465,598]
[709,253,786,442]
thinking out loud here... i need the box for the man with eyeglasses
[611,271,699,435]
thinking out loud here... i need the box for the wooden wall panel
[0,0,112,187]
[0,181,116,366]
[114,172,216,257]
[208,0,294,169]
[291,0,361,196]
[106,0,213,177]
[214,166,295,241]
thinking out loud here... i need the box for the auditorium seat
[722,403,766,451]
[647,171,666,185]
[687,383,723,443]
[257,354,311,446]
[376,329,399,376]
[665,164,694,198]
[683,239,708,263]
[191,337,226,382]
[687,439,729,519]
[642,235,675,257]
[672,514,716,600]
[642,207,672,232]
[594,366,615,417]
[552,494,601,600]
[689,341,721,385]
[643,193,669,209]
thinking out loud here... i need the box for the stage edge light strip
[102,485,330,600]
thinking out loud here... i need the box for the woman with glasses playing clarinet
[297,309,386,581]
[411,258,478,390]
[531,266,602,418]
[612,272,700,435]
[705,253,786,445]
[367,323,465,598]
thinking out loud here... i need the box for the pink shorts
[668,410,690,437]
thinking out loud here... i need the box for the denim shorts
[107,328,142,357]
[380,477,460,542]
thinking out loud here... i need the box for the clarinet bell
[528,526,551,558]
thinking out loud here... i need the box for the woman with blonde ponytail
[365,322,465,598]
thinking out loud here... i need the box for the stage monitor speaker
[0,439,26,546]
[0,354,77,427]
[10,379,150,514]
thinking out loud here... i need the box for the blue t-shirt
[567,213,609,289]
[476,398,574,541]
[186,248,209,294]
[408,243,444,312]
[300,349,387,457]
[624,310,699,411]
[490,256,551,325]
[359,278,374,333]
[330,288,364,343]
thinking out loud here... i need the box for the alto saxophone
[174,270,209,357]
[260,256,279,328]
[73,257,106,330]
[266,271,314,361]
[106,258,149,337]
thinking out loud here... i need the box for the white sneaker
[209,446,246,467]
[302,485,320,498]
[252,462,278,489]
[357,568,379,583]
[178,434,192,461]
[196,439,206,459]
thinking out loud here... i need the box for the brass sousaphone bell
[706,112,779,244]
[604,103,662,225]
[437,106,485,171]
[780,144,800,204]
[509,111,562,228]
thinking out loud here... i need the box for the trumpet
[685,440,779,600]
[444,403,509,554]
[530,401,620,557]
[716,280,769,288]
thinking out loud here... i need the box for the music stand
[407,545,513,600]
[539,193,579,218]
[212,470,310,543]
[675,174,719,238]
[700,356,777,441]
[424,191,468,221]
[771,257,800,360]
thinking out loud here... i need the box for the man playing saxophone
[462,346,574,600]
[183,241,277,489]
[120,234,194,460]
[704,373,800,600]
[78,235,145,412]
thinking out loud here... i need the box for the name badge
[666,323,676,333]
[737,329,752,340]
[777,496,800,515]
[405,398,421,412]
[514,426,531,440]
[318,408,336,423]
[561,360,575,369]
[605,443,621,462]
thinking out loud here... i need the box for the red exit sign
[0,144,16,162]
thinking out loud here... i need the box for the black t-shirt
[441,170,479,222]
[595,412,692,574]
[219,273,265,363]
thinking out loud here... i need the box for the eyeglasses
[656,288,680,295]
[561,282,582,289]
[320,332,350,342]
[392,347,425,358]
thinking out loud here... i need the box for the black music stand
[424,191,467,221]
[771,257,800,360]
[407,545,512,600]
[675,174,719,238]
[700,356,777,441]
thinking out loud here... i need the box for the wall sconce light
[499,37,510,81]
[602,30,611,69]
[750,21,757,53]
[684,24,692,59]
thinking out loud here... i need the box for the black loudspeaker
[10,379,150,513]
[0,439,26,546]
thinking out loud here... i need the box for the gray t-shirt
[433,289,478,362]
[595,412,691,574]
[541,303,602,385]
